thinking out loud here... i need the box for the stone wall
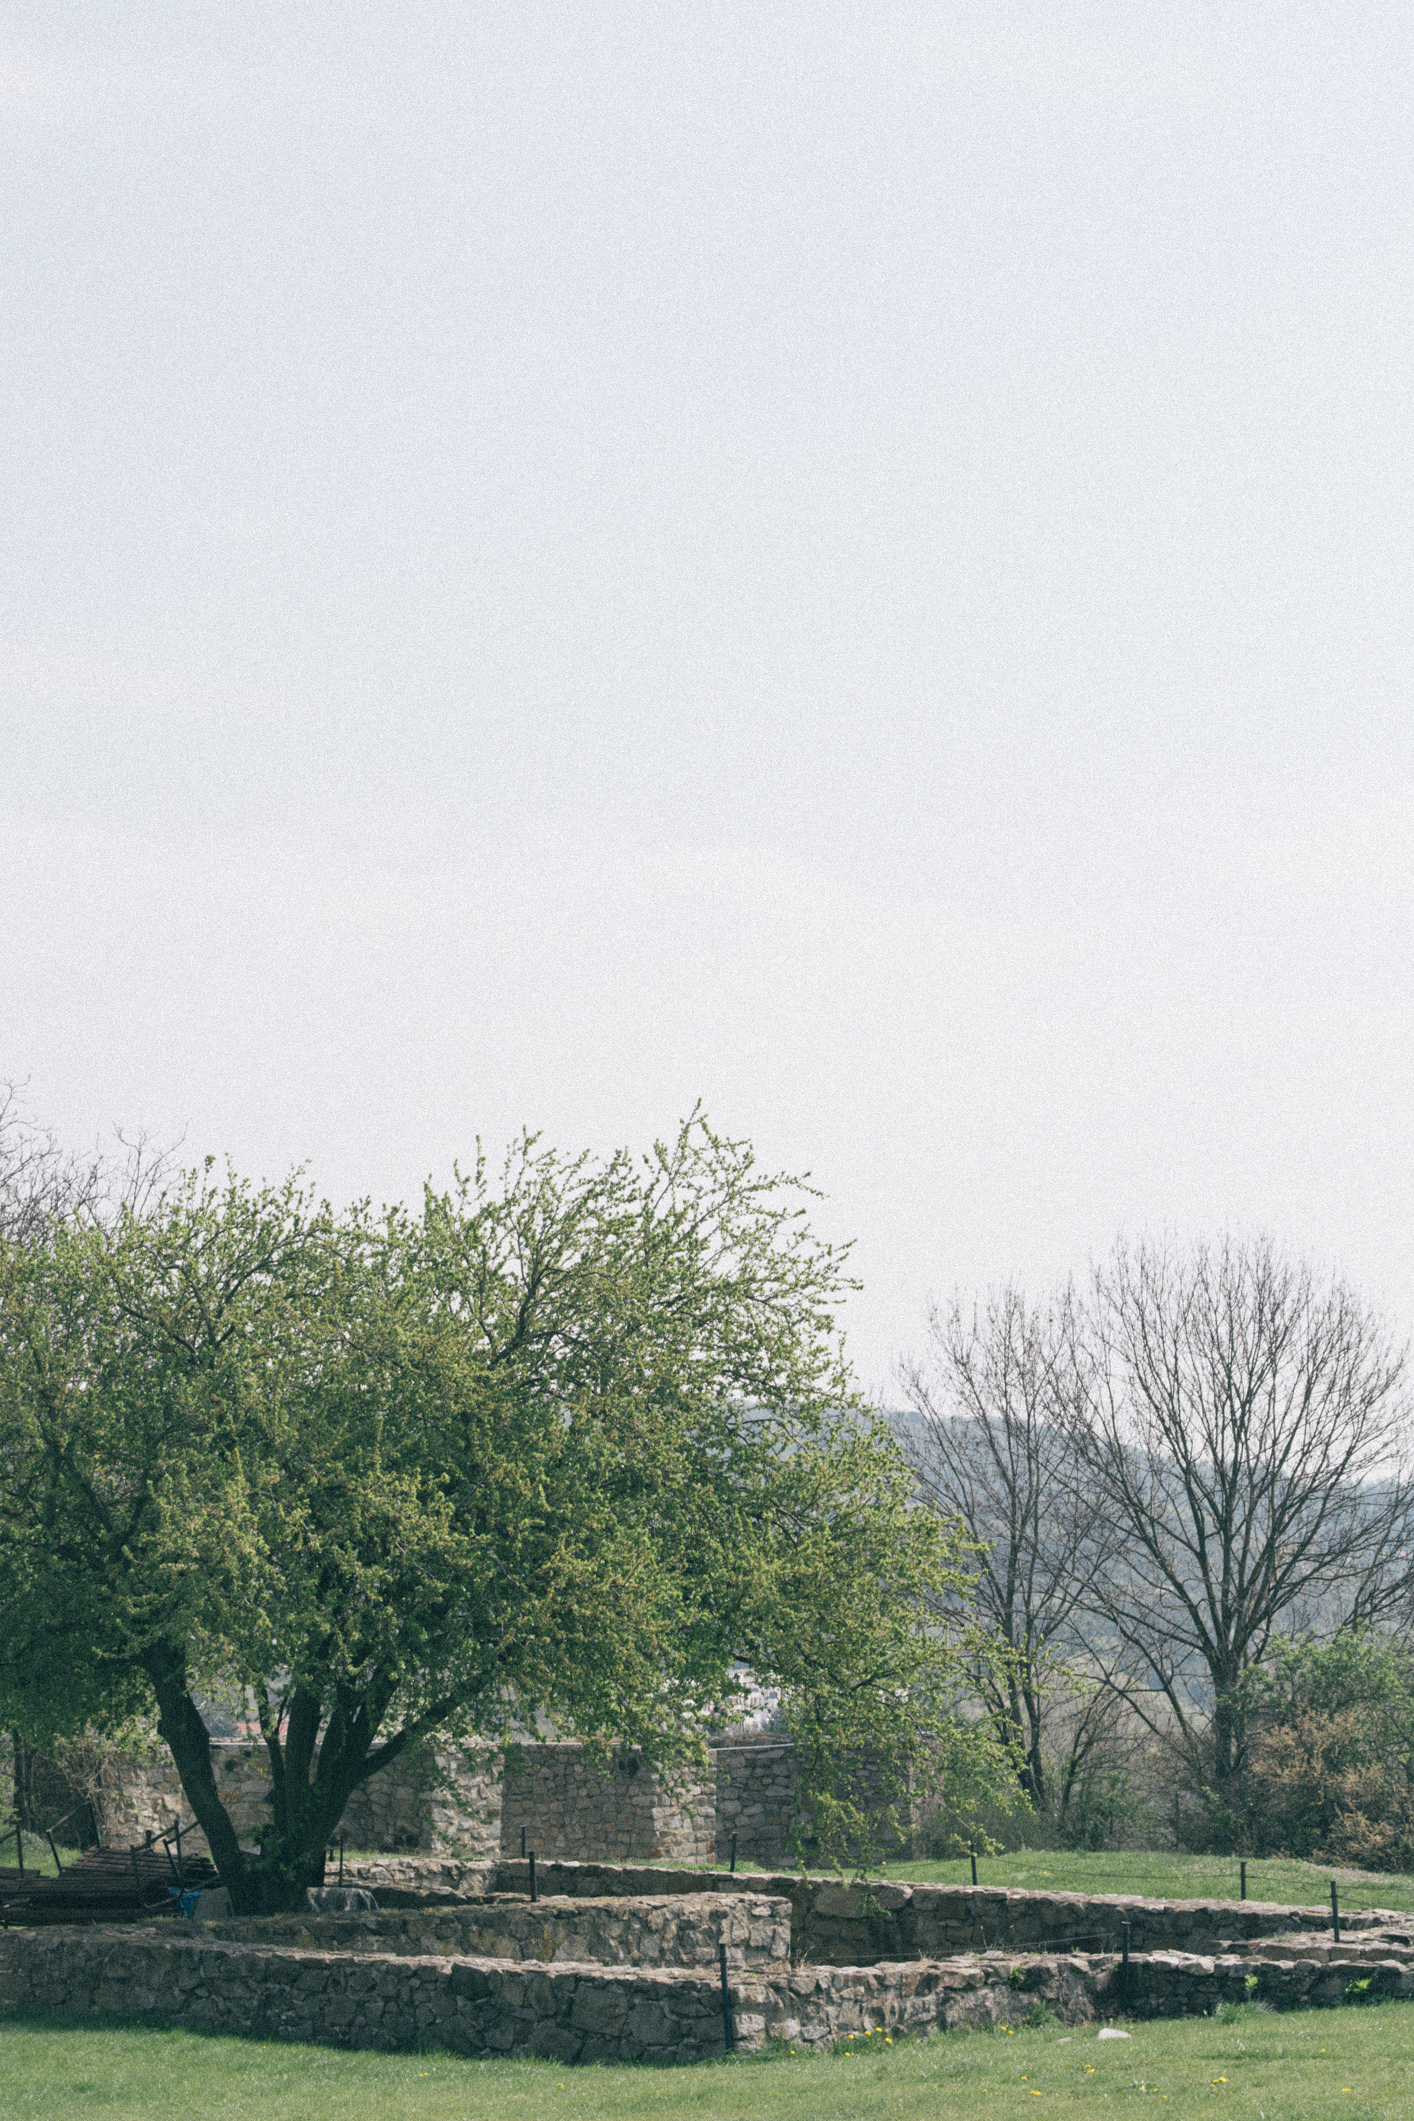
[790,1880,1394,1965]
[7,1923,1413,2061]
[199,1892,792,1971]
[497,1744,714,1865]
[0,1924,1060,2058]
[711,1742,796,1865]
[92,1738,718,1865]
[72,1732,915,1869]
[709,1737,916,1867]
[348,1860,1397,1970]
[84,1731,886,1866]
[99,1744,271,1854]
[95,1741,501,1862]
[340,1746,500,1859]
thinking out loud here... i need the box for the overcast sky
[3,3,1412,1396]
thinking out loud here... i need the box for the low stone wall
[0,1925,1062,2057]
[346,1858,496,1895]
[7,1925,1414,2060]
[0,1927,736,2061]
[793,1882,1397,1965]
[365,1862,1398,1969]
[198,1893,792,1971]
[1108,1948,1414,2017]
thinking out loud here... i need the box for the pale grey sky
[3,3,1412,1394]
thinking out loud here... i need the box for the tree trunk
[141,1649,290,1914]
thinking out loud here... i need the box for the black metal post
[338,1835,344,1887]
[729,1834,737,1875]
[718,1942,734,2050]
[529,1851,537,1903]
[1121,1921,1131,2015]
[1240,1861,1247,1901]
[970,1848,978,1887]
[1330,1881,1341,1945]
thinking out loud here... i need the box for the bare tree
[0,1085,104,1244]
[1071,1235,1413,1827]
[0,1083,171,1245]
[898,1287,1120,1815]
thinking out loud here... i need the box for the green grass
[1,1835,65,1880]
[718,1847,1414,1915]
[3,2003,1412,2118]
[344,1843,1414,1917]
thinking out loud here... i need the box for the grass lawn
[6,1835,65,1880]
[2,2002,1411,2119]
[346,1843,1414,1917]
[717,1848,1414,1917]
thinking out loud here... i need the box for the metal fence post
[719,1942,734,2049]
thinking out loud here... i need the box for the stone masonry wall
[339,1746,500,1858]
[791,1880,1389,1965]
[369,1861,1395,1970]
[711,1742,796,1865]
[96,1742,501,1862]
[0,1924,1074,2059]
[710,1736,915,1867]
[7,1925,1413,2061]
[87,1733,911,1866]
[497,1744,714,1865]
[99,1744,271,1854]
[198,1892,792,1971]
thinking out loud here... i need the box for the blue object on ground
[168,1885,207,1917]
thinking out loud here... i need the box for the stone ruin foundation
[5,1863,1414,2066]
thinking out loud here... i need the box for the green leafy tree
[1245,1632,1414,1867]
[0,1118,1008,1911]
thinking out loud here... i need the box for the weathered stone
[3,1863,1408,2066]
